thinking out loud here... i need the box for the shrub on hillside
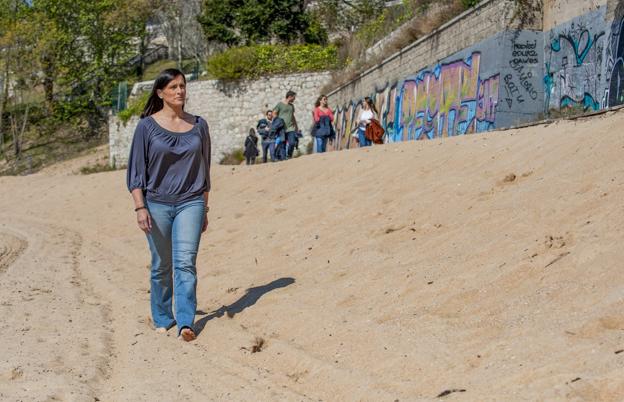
[219,148,245,165]
[462,0,479,8]
[206,44,341,80]
[118,91,150,124]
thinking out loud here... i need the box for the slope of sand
[1,111,624,401]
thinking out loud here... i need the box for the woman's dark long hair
[315,94,327,108]
[140,68,186,118]
[364,96,378,115]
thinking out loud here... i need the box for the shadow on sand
[195,277,295,335]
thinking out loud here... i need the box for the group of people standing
[243,90,300,164]
[243,92,381,164]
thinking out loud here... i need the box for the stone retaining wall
[109,72,332,167]
[324,0,624,152]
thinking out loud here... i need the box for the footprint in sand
[0,367,23,381]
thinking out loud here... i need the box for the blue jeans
[315,136,328,153]
[145,196,205,333]
[275,137,286,161]
[262,140,275,163]
[358,128,371,147]
[286,131,298,158]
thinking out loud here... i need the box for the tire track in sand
[79,236,314,401]
[0,217,113,402]
[1,214,312,401]
[0,231,27,274]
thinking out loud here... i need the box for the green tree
[0,0,33,158]
[198,0,327,46]
[313,0,386,34]
[26,0,155,118]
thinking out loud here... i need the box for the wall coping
[326,0,502,97]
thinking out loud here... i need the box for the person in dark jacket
[312,94,335,153]
[270,111,287,161]
[256,110,274,163]
[243,128,259,165]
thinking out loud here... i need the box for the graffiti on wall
[505,38,541,109]
[544,18,605,112]
[605,16,624,107]
[326,8,624,153]
[332,52,500,149]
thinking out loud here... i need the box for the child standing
[243,128,259,165]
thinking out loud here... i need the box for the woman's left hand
[202,212,209,233]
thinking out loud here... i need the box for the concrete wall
[327,0,545,150]
[109,72,331,166]
[325,0,624,152]
[544,7,608,111]
[330,31,545,150]
[544,1,624,111]
[329,0,535,108]
[543,0,606,31]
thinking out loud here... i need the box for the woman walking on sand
[356,97,377,147]
[126,69,211,342]
[312,94,334,153]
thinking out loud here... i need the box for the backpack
[365,119,385,144]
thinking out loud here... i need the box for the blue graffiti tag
[550,30,605,66]
[560,93,601,111]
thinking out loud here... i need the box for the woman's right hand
[137,209,152,233]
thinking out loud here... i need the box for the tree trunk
[11,103,30,159]
[41,54,55,110]
[0,45,11,160]
[176,13,182,70]
[43,78,54,105]
[138,35,147,80]
[11,116,19,158]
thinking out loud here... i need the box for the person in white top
[356,97,378,147]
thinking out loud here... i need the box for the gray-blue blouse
[126,115,211,205]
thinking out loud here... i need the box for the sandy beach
[1,110,624,401]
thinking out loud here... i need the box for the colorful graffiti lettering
[333,52,500,148]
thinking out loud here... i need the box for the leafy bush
[219,148,245,165]
[207,44,342,80]
[118,91,150,123]
[80,163,119,175]
[462,0,479,8]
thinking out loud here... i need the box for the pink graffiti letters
[333,52,500,147]
[402,53,499,139]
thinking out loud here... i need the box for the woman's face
[157,75,186,107]
[363,100,370,110]
[321,96,328,107]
